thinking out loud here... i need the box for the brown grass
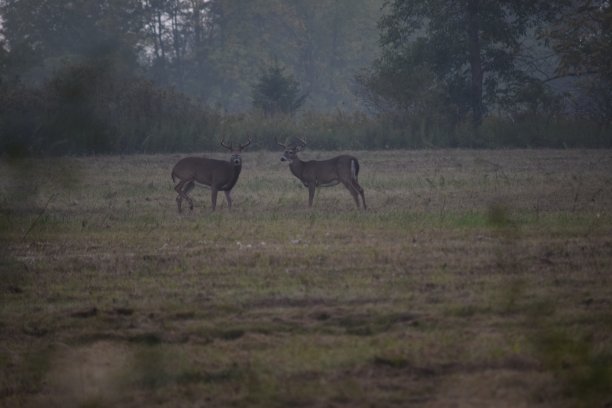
[1,149,612,407]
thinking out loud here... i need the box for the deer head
[277,137,306,163]
[222,135,252,166]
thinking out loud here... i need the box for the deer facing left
[171,136,252,212]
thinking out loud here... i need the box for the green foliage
[0,0,383,111]
[531,324,612,406]
[129,0,383,111]
[1,0,611,153]
[216,110,611,150]
[0,0,142,81]
[1,69,610,156]
[543,1,612,80]
[0,60,222,155]
[357,0,572,128]
[252,62,307,116]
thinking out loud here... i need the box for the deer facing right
[277,137,366,209]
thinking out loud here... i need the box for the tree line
[357,1,612,137]
[0,0,610,156]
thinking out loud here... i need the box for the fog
[0,1,610,155]
[0,0,382,112]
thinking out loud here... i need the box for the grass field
[1,149,612,407]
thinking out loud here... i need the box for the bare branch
[543,71,599,83]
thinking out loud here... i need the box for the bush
[1,61,222,156]
[1,62,610,156]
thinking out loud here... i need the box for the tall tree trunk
[466,0,483,126]
[156,9,166,62]
[171,1,183,88]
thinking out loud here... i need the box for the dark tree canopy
[358,0,563,125]
[0,0,143,80]
[0,0,610,153]
[252,62,307,117]
[544,0,612,80]
[0,0,382,111]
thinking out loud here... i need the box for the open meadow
[1,149,612,407]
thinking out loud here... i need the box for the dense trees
[252,61,307,117]
[0,0,143,81]
[135,0,383,111]
[352,0,612,147]
[0,60,221,155]
[0,0,381,110]
[358,1,559,124]
[543,1,612,126]
[0,0,610,154]
[545,1,612,79]
[0,0,381,154]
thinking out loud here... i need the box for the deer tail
[351,158,360,180]
[171,170,177,183]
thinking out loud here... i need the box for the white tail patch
[351,159,357,180]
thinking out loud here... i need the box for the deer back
[295,155,358,186]
[172,157,240,190]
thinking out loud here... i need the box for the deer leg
[359,190,367,210]
[211,188,218,211]
[174,180,187,213]
[308,184,316,207]
[224,190,232,209]
[183,181,195,211]
[342,181,361,208]
[352,180,367,210]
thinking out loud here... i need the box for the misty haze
[1,1,611,407]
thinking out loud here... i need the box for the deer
[277,137,366,209]
[171,136,251,212]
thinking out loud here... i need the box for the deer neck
[220,163,242,191]
[289,158,307,182]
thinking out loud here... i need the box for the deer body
[171,137,251,212]
[279,139,366,209]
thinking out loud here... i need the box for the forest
[0,0,611,155]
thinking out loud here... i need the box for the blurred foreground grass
[1,150,611,407]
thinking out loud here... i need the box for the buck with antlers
[171,136,251,212]
[277,137,366,209]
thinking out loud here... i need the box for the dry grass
[1,149,612,407]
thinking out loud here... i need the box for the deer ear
[296,144,305,152]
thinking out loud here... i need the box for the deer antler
[294,136,307,151]
[276,137,287,149]
[239,135,252,150]
[220,136,233,151]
